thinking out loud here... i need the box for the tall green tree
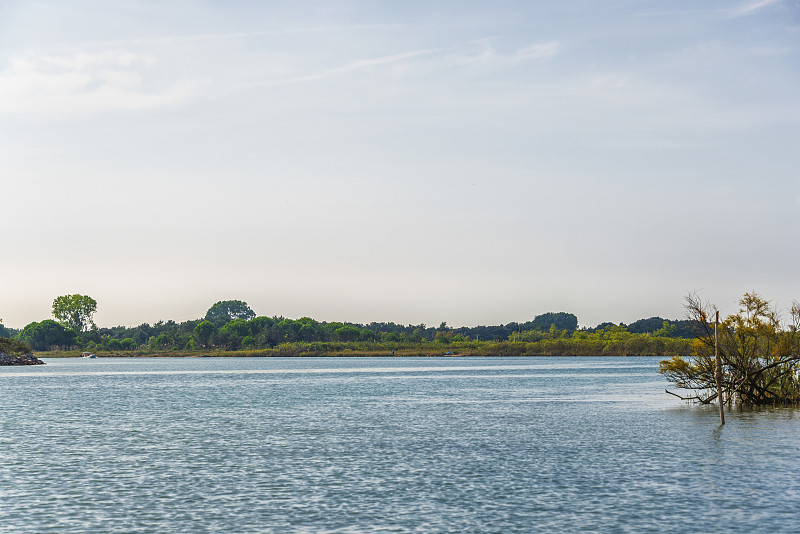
[216,319,252,350]
[205,300,255,325]
[531,312,578,332]
[193,320,217,348]
[335,325,361,342]
[17,320,77,351]
[52,294,97,333]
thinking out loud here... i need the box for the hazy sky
[1,0,798,329]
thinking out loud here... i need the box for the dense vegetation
[0,337,32,356]
[0,323,17,339]
[0,297,695,357]
[660,293,800,406]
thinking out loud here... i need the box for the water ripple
[1,357,797,533]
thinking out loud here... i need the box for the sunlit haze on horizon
[1,0,798,329]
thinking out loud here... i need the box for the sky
[1,0,798,330]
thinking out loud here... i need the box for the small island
[0,338,44,366]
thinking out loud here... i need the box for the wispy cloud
[242,40,559,90]
[252,48,446,87]
[730,0,784,17]
[626,9,721,17]
[513,42,561,63]
[73,24,409,49]
[0,50,192,115]
[460,40,560,66]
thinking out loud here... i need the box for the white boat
[81,352,97,359]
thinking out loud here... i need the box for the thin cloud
[252,48,446,87]
[71,24,409,49]
[730,0,784,17]
[514,42,560,63]
[0,50,192,115]
[626,9,721,17]
[458,40,560,66]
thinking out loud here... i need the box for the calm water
[1,357,798,533]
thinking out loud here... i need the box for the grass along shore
[37,336,693,358]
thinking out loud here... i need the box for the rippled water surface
[1,357,798,533]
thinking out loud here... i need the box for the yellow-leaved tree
[660,292,800,405]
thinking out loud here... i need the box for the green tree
[52,294,97,333]
[660,292,800,405]
[628,317,669,334]
[193,320,217,348]
[220,319,251,339]
[653,321,676,338]
[298,323,318,342]
[335,325,361,342]
[359,329,379,342]
[17,320,77,351]
[217,318,251,350]
[248,316,275,335]
[516,329,546,342]
[0,322,16,339]
[205,300,255,325]
[434,331,452,344]
[149,334,170,350]
[531,312,578,332]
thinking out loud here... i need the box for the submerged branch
[665,389,716,404]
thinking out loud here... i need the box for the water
[1,357,798,533]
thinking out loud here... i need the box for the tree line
[0,296,695,353]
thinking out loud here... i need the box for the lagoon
[1,357,798,533]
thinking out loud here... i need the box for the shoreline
[36,350,679,359]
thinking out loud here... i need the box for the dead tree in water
[660,292,800,406]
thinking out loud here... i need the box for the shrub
[0,337,32,355]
